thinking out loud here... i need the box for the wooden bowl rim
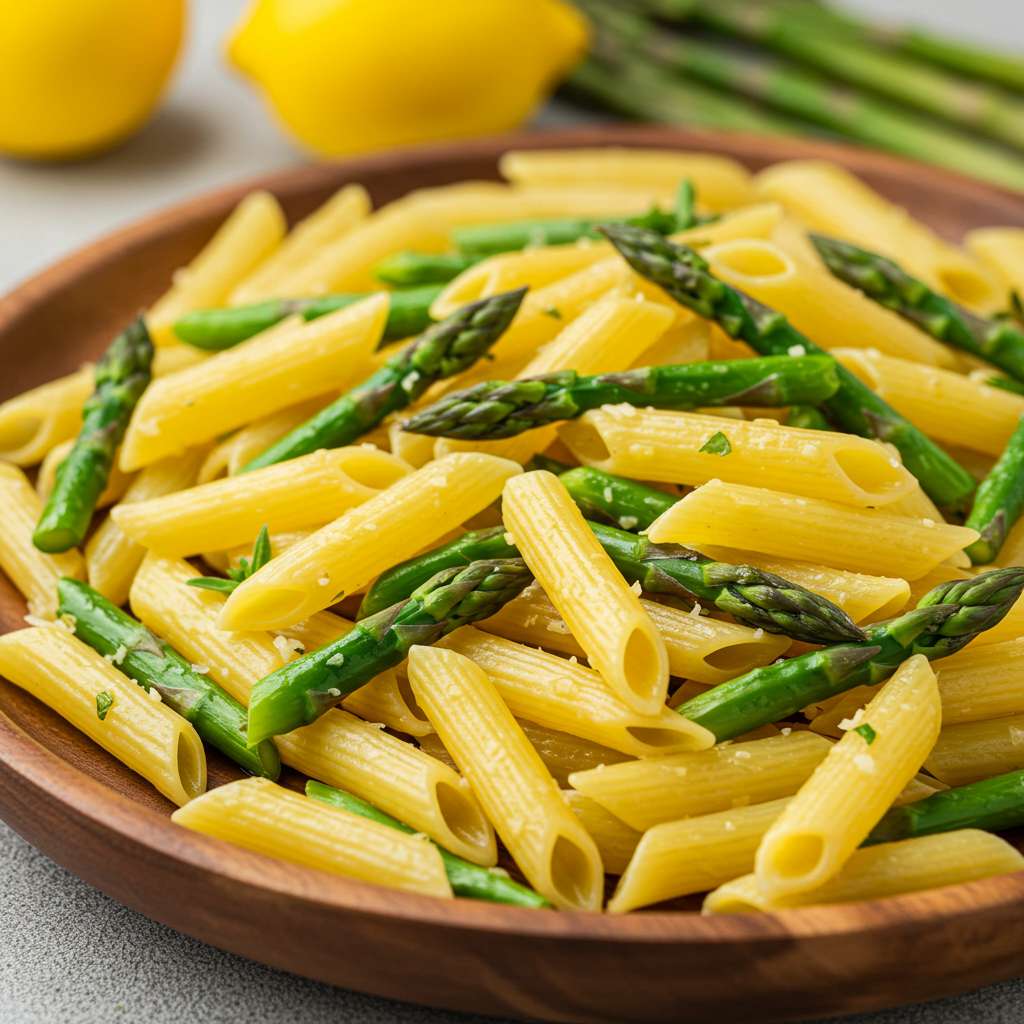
[3,124,1024,948]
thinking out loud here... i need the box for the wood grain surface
[1,126,1023,1023]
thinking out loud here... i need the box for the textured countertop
[3,1,1024,1021]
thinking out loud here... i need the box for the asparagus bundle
[57,578,280,778]
[33,318,153,553]
[402,355,839,439]
[374,253,477,287]
[601,224,976,509]
[306,781,550,907]
[242,288,526,472]
[678,568,1024,741]
[246,559,533,744]
[172,285,442,351]
[811,234,1024,383]
[357,522,864,646]
[964,417,1024,564]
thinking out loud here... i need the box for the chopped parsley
[96,691,114,721]
[699,431,732,456]
[853,722,877,745]
[187,524,272,594]
[542,306,562,319]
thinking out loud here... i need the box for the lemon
[0,0,185,160]
[228,0,589,157]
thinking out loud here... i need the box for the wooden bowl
[2,127,1024,1024]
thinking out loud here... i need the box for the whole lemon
[228,0,589,156]
[0,0,185,160]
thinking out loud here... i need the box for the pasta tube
[965,228,1024,299]
[926,714,1024,787]
[0,365,92,466]
[563,791,641,876]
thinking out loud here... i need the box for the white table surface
[3,2,1024,1021]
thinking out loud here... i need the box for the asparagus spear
[33,317,153,553]
[374,252,478,287]
[356,522,864,646]
[57,578,280,779]
[964,417,1024,564]
[305,781,550,907]
[679,567,1024,741]
[242,288,526,472]
[602,224,976,509]
[786,405,831,431]
[246,558,533,744]
[811,234,1024,383]
[402,356,839,440]
[865,770,1024,845]
[172,285,443,351]
[557,466,676,531]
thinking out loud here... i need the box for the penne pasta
[965,227,1024,299]
[407,645,603,911]
[503,470,669,716]
[0,626,205,806]
[121,297,386,470]
[151,344,209,377]
[560,406,915,507]
[563,791,642,876]
[934,639,1024,724]
[172,778,452,899]
[648,480,978,580]
[0,365,92,466]
[569,731,832,831]
[387,419,436,469]
[926,714,1024,787]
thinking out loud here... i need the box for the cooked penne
[36,438,133,509]
[172,778,452,899]
[503,471,669,716]
[387,420,436,468]
[569,731,832,831]
[609,798,791,913]
[560,406,915,507]
[705,831,1023,914]
[0,626,205,806]
[967,591,1024,648]
[637,315,712,367]
[479,582,789,684]
[113,447,410,556]
[0,464,85,617]
[146,191,287,345]
[151,344,209,377]
[563,791,641,876]
[926,714,1024,787]
[835,348,1024,457]
[230,184,372,304]
[220,452,520,630]
[934,639,1024,724]
[439,626,712,756]
[0,365,92,466]
[648,480,978,580]
[407,645,603,910]
[120,297,386,470]
[965,227,1024,298]
[755,656,941,898]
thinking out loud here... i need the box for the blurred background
[3,0,1024,292]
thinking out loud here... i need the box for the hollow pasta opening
[703,642,776,674]
[708,241,793,282]
[705,891,764,915]
[831,446,910,501]
[337,451,410,490]
[0,413,44,459]
[563,420,610,465]
[548,833,598,909]
[434,780,490,851]
[621,626,664,703]
[767,832,826,880]
[176,731,206,802]
[394,670,431,724]
[936,266,996,309]
[626,725,696,749]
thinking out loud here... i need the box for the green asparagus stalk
[557,466,676,531]
[402,356,839,440]
[986,375,1024,398]
[964,417,1024,564]
[786,405,831,431]
[374,252,478,287]
[864,769,1024,845]
[172,285,443,351]
[811,234,1024,383]
[601,224,976,509]
[679,567,1024,741]
[357,522,865,646]
[305,781,550,907]
[33,317,153,553]
[246,558,533,744]
[242,288,526,472]
[56,578,280,779]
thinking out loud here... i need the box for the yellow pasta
[151,344,208,377]
[36,439,133,509]
[637,314,712,367]
[220,452,520,630]
[0,365,92,466]
[230,184,372,304]
[755,656,941,898]
[439,626,712,756]
[479,581,788,684]
[705,831,1023,914]
[835,348,1024,456]
[934,639,1024,724]
[146,191,287,345]
[648,480,977,580]
[172,778,452,899]
[965,227,1024,298]
[0,626,205,806]
[386,419,436,469]
[609,798,791,913]
[121,297,386,470]
[113,447,410,556]
[503,470,668,716]
[407,645,603,910]
[569,731,832,831]
[560,406,914,507]
[925,714,1024,787]
[968,591,1024,648]
[0,464,84,617]
[563,791,641,876]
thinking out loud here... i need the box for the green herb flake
[699,431,732,456]
[542,306,562,319]
[96,691,114,721]
[853,722,877,745]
